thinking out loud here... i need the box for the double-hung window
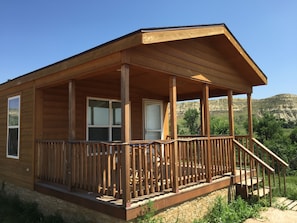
[87,98,121,141]
[7,95,20,159]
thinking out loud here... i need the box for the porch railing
[36,136,234,206]
[236,135,289,195]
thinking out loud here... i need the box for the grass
[285,175,297,200]
[0,189,65,223]
[194,196,265,223]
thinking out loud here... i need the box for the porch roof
[1,24,267,97]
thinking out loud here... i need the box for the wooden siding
[129,39,252,94]
[41,78,169,141]
[0,85,35,189]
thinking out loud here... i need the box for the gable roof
[1,24,267,91]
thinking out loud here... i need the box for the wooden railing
[36,136,234,206]
[236,135,289,195]
[233,139,274,205]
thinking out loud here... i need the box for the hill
[177,94,297,123]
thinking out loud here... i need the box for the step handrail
[233,139,275,173]
[233,139,274,205]
[252,138,289,168]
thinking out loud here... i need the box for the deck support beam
[121,64,131,207]
[169,76,179,193]
[67,79,76,190]
[202,84,212,183]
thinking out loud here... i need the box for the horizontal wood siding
[0,85,35,189]
[129,39,252,93]
[43,85,69,139]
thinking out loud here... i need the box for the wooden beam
[121,64,131,207]
[67,80,76,191]
[169,76,179,193]
[247,93,254,152]
[228,90,236,176]
[203,84,212,183]
[200,98,205,136]
[169,76,178,139]
[68,80,76,140]
[228,90,234,136]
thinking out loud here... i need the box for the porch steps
[236,177,270,199]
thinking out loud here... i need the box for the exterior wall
[40,78,169,141]
[0,83,35,189]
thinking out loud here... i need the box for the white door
[144,100,163,140]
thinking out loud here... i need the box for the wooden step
[240,177,262,187]
[249,187,270,198]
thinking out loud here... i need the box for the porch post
[203,84,212,183]
[228,90,236,176]
[169,76,179,193]
[67,79,76,190]
[228,90,234,137]
[200,98,205,136]
[247,93,254,152]
[121,64,131,207]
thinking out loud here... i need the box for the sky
[1,1,296,99]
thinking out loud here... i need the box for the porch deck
[35,171,239,220]
[35,136,287,221]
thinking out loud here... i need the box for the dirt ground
[244,207,297,223]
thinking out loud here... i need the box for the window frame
[86,97,122,142]
[143,99,163,140]
[7,95,21,159]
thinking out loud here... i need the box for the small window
[7,96,20,159]
[87,98,121,141]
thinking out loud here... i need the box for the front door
[144,100,163,140]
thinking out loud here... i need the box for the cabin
[0,24,288,221]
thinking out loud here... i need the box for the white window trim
[143,99,164,140]
[86,97,122,141]
[7,95,20,159]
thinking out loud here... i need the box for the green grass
[286,175,297,200]
[0,190,64,223]
[194,196,265,223]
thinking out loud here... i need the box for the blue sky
[1,1,296,99]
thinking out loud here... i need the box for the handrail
[252,138,289,167]
[233,139,274,205]
[233,139,274,173]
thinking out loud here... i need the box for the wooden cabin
[0,24,288,221]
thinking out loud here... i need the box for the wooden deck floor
[35,171,247,221]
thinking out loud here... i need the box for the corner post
[203,84,212,183]
[121,64,131,207]
[169,76,179,193]
[247,93,253,152]
[228,90,236,176]
[67,79,76,190]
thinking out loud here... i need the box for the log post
[67,79,76,190]
[121,64,131,207]
[203,84,212,183]
[169,76,179,193]
[228,90,236,176]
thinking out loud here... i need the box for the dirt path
[244,207,297,223]
[245,197,297,223]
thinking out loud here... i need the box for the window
[87,98,121,141]
[7,96,20,158]
[144,100,163,140]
